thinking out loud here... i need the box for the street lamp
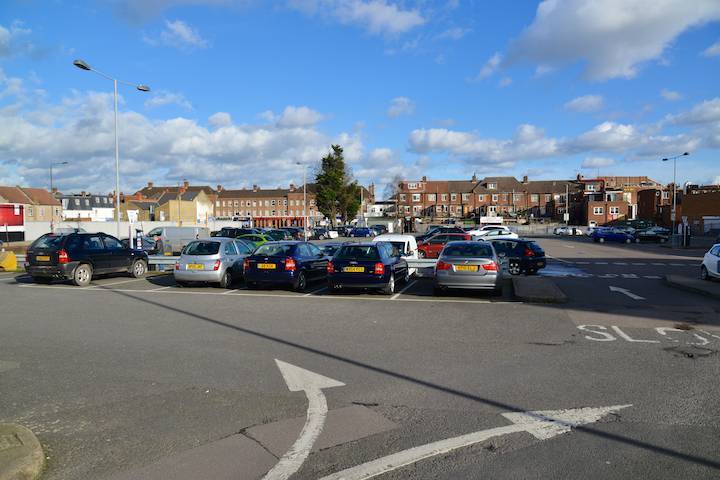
[73,59,151,237]
[49,161,68,233]
[662,152,689,246]
[296,161,308,241]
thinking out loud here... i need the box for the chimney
[289,183,296,192]
[253,184,259,192]
[522,175,528,184]
[471,174,477,182]
[147,181,154,188]
[216,184,223,192]
[51,187,58,194]
[80,191,86,196]
[183,180,189,188]
[422,176,427,182]
[369,183,375,197]
[576,173,583,181]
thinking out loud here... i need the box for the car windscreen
[31,234,66,249]
[183,241,220,255]
[334,245,380,261]
[253,243,295,257]
[320,245,340,255]
[387,241,407,254]
[441,243,494,258]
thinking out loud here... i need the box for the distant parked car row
[591,226,670,244]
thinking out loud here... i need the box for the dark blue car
[327,242,409,295]
[243,241,328,291]
[350,227,374,238]
[591,227,638,244]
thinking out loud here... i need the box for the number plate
[537,261,545,267]
[343,266,365,273]
[187,264,204,270]
[455,265,478,272]
[257,263,276,269]
[36,255,50,262]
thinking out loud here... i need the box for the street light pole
[49,161,68,233]
[662,152,689,247]
[73,59,150,238]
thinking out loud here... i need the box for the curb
[0,424,44,480]
[512,276,568,303]
[664,275,720,300]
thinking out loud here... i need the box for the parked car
[174,238,253,288]
[312,227,338,240]
[488,238,546,275]
[415,226,466,243]
[591,227,637,244]
[318,242,345,259]
[217,227,262,238]
[265,229,294,241]
[433,241,501,295]
[145,226,210,255]
[464,225,511,237]
[350,227,375,238]
[244,241,328,291]
[635,226,670,243]
[473,229,519,240]
[279,227,306,240]
[327,242,409,295]
[553,226,584,236]
[337,225,354,237]
[417,233,472,258]
[371,224,389,235]
[236,233,273,248]
[373,234,419,275]
[120,235,158,254]
[701,244,720,281]
[26,232,148,286]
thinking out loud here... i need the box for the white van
[146,226,210,255]
[373,234,419,275]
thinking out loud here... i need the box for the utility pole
[565,183,569,225]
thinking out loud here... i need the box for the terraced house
[216,184,322,228]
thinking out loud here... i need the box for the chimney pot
[148,181,154,188]
[216,185,223,192]
[253,184,258,192]
[51,187,58,194]
[80,191,86,196]
[522,175,528,183]
[422,176,427,182]
[183,180,189,188]
[289,183,295,191]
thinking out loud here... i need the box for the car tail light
[373,262,384,275]
[175,263,180,270]
[213,260,221,271]
[58,249,69,264]
[482,262,499,271]
[524,248,535,257]
[436,260,452,271]
[285,258,296,271]
[243,258,250,270]
[327,261,335,274]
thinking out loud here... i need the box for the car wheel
[508,262,522,275]
[382,273,395,295]
[403,269,410,283]
[72,263,92,287]
[599,238,605,243]
[130,259,147,278]
[634,238,640,243]
[660,238,666,243]
[701,266,710,281]
[218,270,232,289]
[294,272,307,292]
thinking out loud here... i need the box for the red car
[417,233,471,258]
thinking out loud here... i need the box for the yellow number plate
[343,266,365,273]
[257,263,277,269]
[455,265,478,272]
[187,264,204,270]
[36,255,50,262]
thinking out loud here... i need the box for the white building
[60,193,115,221]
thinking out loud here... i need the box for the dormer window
[407,182,418,190]
[487,183,496,189]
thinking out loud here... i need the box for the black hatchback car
[26,232,149,286]
[488,238,546,275]
[327,242,409,294]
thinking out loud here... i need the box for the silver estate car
[433,241,501,295]
[174,237,254,288]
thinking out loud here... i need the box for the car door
[306,243,328,279]
[81,234,112,273]
[222,241,239,274]
[102,234,132,271]
[428,235,446,257]
[709,246,720,275]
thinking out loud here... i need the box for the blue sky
[1,0,719,196]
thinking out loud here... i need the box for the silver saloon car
[433,241,501,295]
[174,237,254,288]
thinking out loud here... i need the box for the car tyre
[701,266,710,281]
[218,270,232,289]
[599,238,605,243]
[130,259,147,278]
[382,273,395,295]
[72,263,92,287]
[508,262,522,275]
[294,272,307,292]
[660,238,666,243]
[625,238,632,244]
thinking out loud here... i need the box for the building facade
[60,193,115,221]
[0,186,62,224]
[216,184,323,228]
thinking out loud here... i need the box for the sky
[0,0,719,198]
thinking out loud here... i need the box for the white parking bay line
[669,263,686,267]
[303,286,327,297]
[391,280,418,300]
[575,262,590,265]
[613,262,628,265]
[643,275,662,279]
[151,286,172,291]
[546,255,572,264]
[91,278,147,288]
[595,262,609,265]
[651,263,666,266]
[631,263,646,266]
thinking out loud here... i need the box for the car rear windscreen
[334,245,380,261]
[528,241,544,253]
[442,243,494,258]
[254,244,295,256]
[31,234,66,249]
[184,241,220,255]
[387,241,407,253]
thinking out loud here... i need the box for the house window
[399,194,406,201]
[271,199,276,206]
[513,194,522,202]
[74,199,80,206]
[427,193,436,201]
[233,201,238,207]
[450,193,457,201]
[283,199,288,205]
[586,184,596,192]
[487,183,497,189]
[449,205,455,213]
[84,199,90,206]
[462,193,469,201]
[404,206,410,213]
[407,182,418,189]
[531,194,539,202]
[593,207,604,215]
[412,205,422,213]
[264,200,269,206]
[545,194,551,202]
[478,194,485,201]
[662,191,669,199]
[253,200,257,207]
[609,206,620,215]
[271,210,276,216]
[412,194,421,202]
[216,201,220,207]
[491,194,498,202]
[27,207,33,216]
[441,194,448,201]
[39,207,45,217]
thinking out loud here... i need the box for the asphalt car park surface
[1,235,719,480]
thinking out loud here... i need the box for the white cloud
[499,77,512,87]
[387,96,415,118]
[666,98,720,125]
[0,21,34,58]
[472,52,502,81]
[208,112,232,127]
[660,89,682,101]
[144,90,193,110]
[508,0,720,80]
[144,19,209,50]
[276,106,326,127]
[288,0,425,36]
[564,94,604,112]
[702,40,720,57]
[435,27,470,41]
[581,156,616,168]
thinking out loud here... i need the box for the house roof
[60,194,114,210]
[126,200,159,211]
[136,185,216,199]
[523,180,579,194]
[19,187,61,206]
[156,191,201,204]
[0,186,33,204]
[218,183,319,199]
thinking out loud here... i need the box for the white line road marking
[91,277,147,288]
[631,263,646,266]
[562,244,576,249]
[0,360,20,373]
[546,255,573,264]
[575,261,590,265]
[613,262,628,265]
[151,286,172,291]
[611,326,658,343]
[263,360,345,480]
[608,286,645,300]
[621,274,639,279]
[699,330,720,340]
[651,263,666,266]
[595,262,609,265]
[669,263,685,267]
[643,275,662,279]
[303,286,327,297]
[222,289,238,294]
[317,405,632,480]
[391,280,417,300]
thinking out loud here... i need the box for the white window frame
[609,206,620,215]
[487,183,497,190]
[593,207,604,215]
[412,193,421,202]
[427,193,436,201]
[441,194,448,201]
[478,194,485,201]
[491,194,498,202]
[407,182,418,190]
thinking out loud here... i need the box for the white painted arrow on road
[609,286,645,300]
[261,360,345,480]
[318,404,632,480]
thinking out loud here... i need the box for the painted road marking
[303,286,328,297]
[577,325,718,345]
[546,255,573,264]
[0,360,20,373]
[263,360,345,480]
[317,405,632,480]
[613,262,628,266]
[91,277,147,288]
[151,286,172,291]
[609,286,645,300]
[391,280,418,300]
[595,262,609,265]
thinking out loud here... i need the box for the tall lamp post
[662,152,689,246]
[49,161,68,233]
[296,162,308,241]
[73,59,150,237]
